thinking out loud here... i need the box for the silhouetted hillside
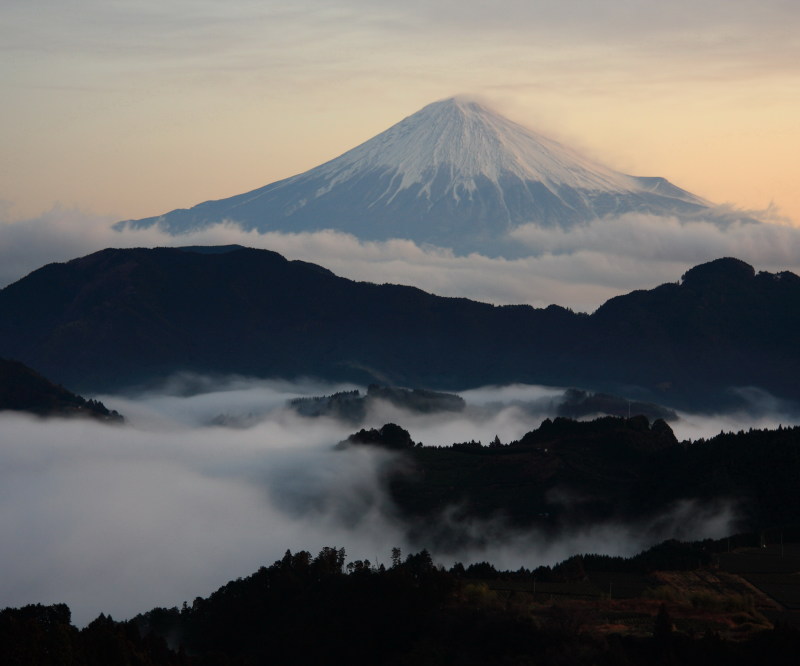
[353,417,800,543]
[0,357,122,420]
[556,388,677,421]
[586,258,800,406]
[5,540,800,665]
[1,247,798,410]
[289,384,465,422]
[0,246,579,394]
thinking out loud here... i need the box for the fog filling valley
[1,376,795,626]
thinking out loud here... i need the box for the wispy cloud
[5,1,799,82]
[510,208,800,265]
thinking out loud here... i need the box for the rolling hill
[0,246,797,411]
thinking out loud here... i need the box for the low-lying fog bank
[1,377,796,625]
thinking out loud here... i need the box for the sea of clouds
[2,206,800,312]
[2,375,795,625]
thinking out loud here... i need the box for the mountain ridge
[0,246,798,410]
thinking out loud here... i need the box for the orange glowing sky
[2,0,800,225]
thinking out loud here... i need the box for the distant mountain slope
[0,357,122,420]
[116,98,714,254]
[582,258,800,402]
[0,246,798,410]
[289,385,466,424]
[0,245,577,393]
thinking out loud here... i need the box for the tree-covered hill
[4,538,800,665]
[342,417,800,542]
[0,357,122,421]
[1,246,799,410]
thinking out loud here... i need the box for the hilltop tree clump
[339,423,416,450]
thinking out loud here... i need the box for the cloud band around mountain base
[2,206,800,312]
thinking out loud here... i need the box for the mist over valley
[2,366,799,627]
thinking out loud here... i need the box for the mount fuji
[118,97,715,254]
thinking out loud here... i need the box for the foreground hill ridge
[117,98,717,254]
[0,246,798,410]
[4,527,800,665]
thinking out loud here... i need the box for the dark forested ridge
[340,417,800,543]
[0,357,122,421]
[4,538,800,665]
[289,384,466,422]
[0,245,575,394]
[1,246,799,410]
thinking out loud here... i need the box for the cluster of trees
[0,604,183,665]
[3,541,800,664]
[352,416,800,542]
[339,422,418,450]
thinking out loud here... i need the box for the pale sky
[3,0,800,224]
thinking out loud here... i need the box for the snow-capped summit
[118,97,712,254]
[318,97,636,196]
